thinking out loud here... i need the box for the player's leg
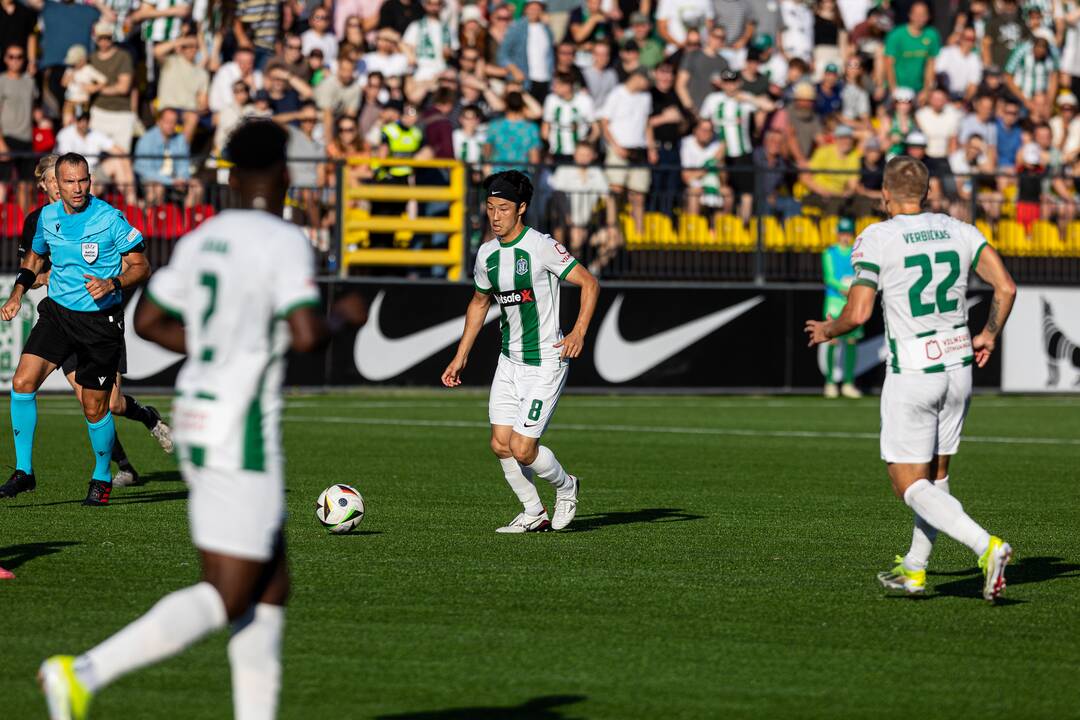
[489,357,544,531]
[1,353,59,498]
[509,363,578,530]
[823,341,838,397]
[840,337,862,398]
[111,370,174,453]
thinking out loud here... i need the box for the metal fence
[3,155,1079,285]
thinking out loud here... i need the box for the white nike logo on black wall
[594,295,765,383]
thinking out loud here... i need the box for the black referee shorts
[23,298,125,391]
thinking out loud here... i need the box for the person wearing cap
[60,45,104,127]
[799,123,861,215]
[739,47,771,97]
[1050,92,1080,162]
[878,86,917,159]
[819,216,863,399]
[1004,36,1059,112]
[700,69,768,217]
[498,0,555,100]
[629,12,666,69]
[783,80,824,166]
[814,62,843,118]
[753,33,788,87]
[616,38,643,81]
[934,27,983,103]
[1014,125,1056,231]
[86,20,136,154]
[884,1,940,100]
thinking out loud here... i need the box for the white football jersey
[852,213,988,375]
[473,227,579,367]
[146,210,320,470]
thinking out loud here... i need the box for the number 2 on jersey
[199,272,218,361]
[905,251,959,317]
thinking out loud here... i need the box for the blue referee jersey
[31,196,143,312]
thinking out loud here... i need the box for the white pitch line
[281,415,1080,447]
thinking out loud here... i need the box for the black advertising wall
[122,280,1002,390]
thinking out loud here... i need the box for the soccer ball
[315,484,365,534]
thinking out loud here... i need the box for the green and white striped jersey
[473,227,580,367]
[851,213,987,374]
[542,92,595,156]
[1004,41,1059,98]
[146,210,320,471]
[698,91,755,157]
[141,0,188,42]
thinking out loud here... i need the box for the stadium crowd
[1,0,1079,270]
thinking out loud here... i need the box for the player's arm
[970,244,1017,367]
[805,284,875,346]
[441,290,492,388]
[134,291,186,353]
[286,306,328,353]
[554,263,599,359]
[1,249,47,321]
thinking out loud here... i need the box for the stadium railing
[2,155,1079,284]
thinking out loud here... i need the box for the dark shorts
[60,347,128,378]
[727,154,754,197]
[23,297,125,391]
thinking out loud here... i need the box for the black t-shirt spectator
[814,14,840,46]
[650,86,689,145]
[984,11,1031,68]
[741,73,770,97]
[270,89,302,116]
[860,156,884,190]
[0,1,38,56]
[568,7,616,45]
[378,0,423,36]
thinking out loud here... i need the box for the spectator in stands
[648,61,689,215]
[598,68,653,234]
[1061,3,1080,98]
[134,107,202,208]
[715,0,756,69]
[265,62,313,116]
[274,33,310,82]
[548,141,618,270]
[616,40,643,82]
[485,5,513,65]
[779,0,813,64]
[485,90,542,172]
[498,0,555,101]
[459,6,490,62]
[903,130,945,210]
[1,0,38,76]
[800,124,860,215]
[878,86,918,159]
[212,81,255,156]
[364,29,411,84]
[701,69,765,219]
[996,97,1023,175]
[1051,92,1080,163]
[379,0,423,36]
[315,54,362,141]
[680,117,724,217]
[782,81,822,165]
[848,135,884,217]
[839,57,870,129]
[935,28,982,102]
[55,107,135,205]
[959,92,998,165]
[154,33,210,145]
[336,0,383,37]
[233,0,280,70]
[884,1,939,102]
[87,20,135,154]
[541,72,596,164]
[301,7,338,60]
[208,47,263,115]
[0,42,38,209]
[656,0,714,51]
[403,0,458,103]
[677,23,730,114]
[751,126,799,218]
[812,0,845,80]
[1004,37,1058,115]
[583,41,619,108]
[630,13,665,69]
[814,63,843,118]
[569,0,618,47]
[947,132,999,221]
[39,0,99,117]
[60,45,104,127]
[453,103,486,165]
[915,87,962,176]
[982,0,1030,71]
[553,41,585,87]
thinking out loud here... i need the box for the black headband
[487,176,524,206]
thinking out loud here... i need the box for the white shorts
[488,354,568,438]
[880,367,972,464]
[183,463,284,562]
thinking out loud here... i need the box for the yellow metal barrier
[340,158,466,279]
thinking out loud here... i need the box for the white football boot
[551,475,579,531]
[495,509,551,533]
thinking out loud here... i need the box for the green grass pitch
[3,392,1080,719]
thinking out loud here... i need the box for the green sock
[825,344,835,383]
[843,340,857,384]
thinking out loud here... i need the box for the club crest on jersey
[515,257,529,275]
[493,288,535,306]
[925,339,943,361]
[81,242,99,264]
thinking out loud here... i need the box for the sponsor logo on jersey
[81,242,99,264]
[493,288,535,306]
[515,257,529,275]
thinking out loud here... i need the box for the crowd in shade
[2,0,1080,264]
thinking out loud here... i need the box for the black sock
[111,432,133,470]
[122,394,156,430]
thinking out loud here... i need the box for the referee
[0,153,150,506]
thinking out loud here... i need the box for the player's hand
[32,270,51,289]
[555,329,585,359]
[1,295,22,321]
[804,319,831,347]
[441,356,466,387]
[972,331,996,368]
[84,275,115,300]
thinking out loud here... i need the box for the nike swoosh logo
[355,291,500,381]
[821,296,983,379]
[595,294,765,383]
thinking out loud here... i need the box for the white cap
[1059,91,1078,107]
[905,130,927,146]
[461,5,487,27]
[893,86,916,103]
[1022,142,1042,165]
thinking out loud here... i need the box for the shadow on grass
[0,541,80,570]
[568,507,705,533]
[27,488,190,507]
[376,694,587,719]
[136,470,184,484]
[901,555,1080,604]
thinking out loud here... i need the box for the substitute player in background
[40,120,326,720]
[0,154,171,499]
[442,170,599,533]
[820,217,863,399]
[1,153,149,506]
[805,156,1017,602]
